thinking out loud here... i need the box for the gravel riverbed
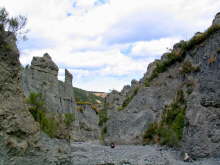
[70,142,220,165]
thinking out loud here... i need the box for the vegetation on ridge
[74,87,104,105]
[74,87,104,114]
[145,24,220,87]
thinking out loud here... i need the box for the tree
[0,7,28,40]
[0,8,8,30]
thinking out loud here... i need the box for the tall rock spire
[22,53,76,114]
[65,69,73,86]
[212,12,220,25]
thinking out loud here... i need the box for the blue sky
[2,0,220,92]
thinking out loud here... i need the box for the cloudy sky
[1,0,220,92]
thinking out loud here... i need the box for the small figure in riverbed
[110,143,115,148]
[184,153,192,162]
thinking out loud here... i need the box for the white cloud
[20,47,148,75]
[2,0,220,91]
[130,37,181,57]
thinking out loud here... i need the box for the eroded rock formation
[21,54,100,141]
[22,53,76,114]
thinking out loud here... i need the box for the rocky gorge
[104,12,220,159]
[1,9,220,165]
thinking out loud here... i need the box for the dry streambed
[70,142,220,165]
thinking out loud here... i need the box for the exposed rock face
[0,30,72,164]
[22,53,76,114]
[0,31,39,151]
[106,79,140,111]
[105,18,220,158]
[105,64,181,144]
[105,90,124,110]
[181,30,220,158]
[22,54,100,142]
[72,104,100,141]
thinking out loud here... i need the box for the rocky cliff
[0,27,73,164]
[72,103,100,141]
[21,54,100,141]
[22,53,76,114]
[104,13,220,158]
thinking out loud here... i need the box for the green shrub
[175,90,185,105]
[40,115,58,138]
[99,126,108,144]
[184,24,220,51]
[64,113,75,127]
[144,80,150,87]
[102,126,107,134]
[117,106,124,111]
[157,127,178,147]
[99,105,109,143]
[26,92,45,121]
[184,81,194,95]
[98,109,108,126]
[154,52,183,73]
[143,123,158,140]
[122,97,132,108]
[143,90,186,147]
[180,61,200,74]
[26,92,58,138]
[144,52,184,86]
[171,109,185,140]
